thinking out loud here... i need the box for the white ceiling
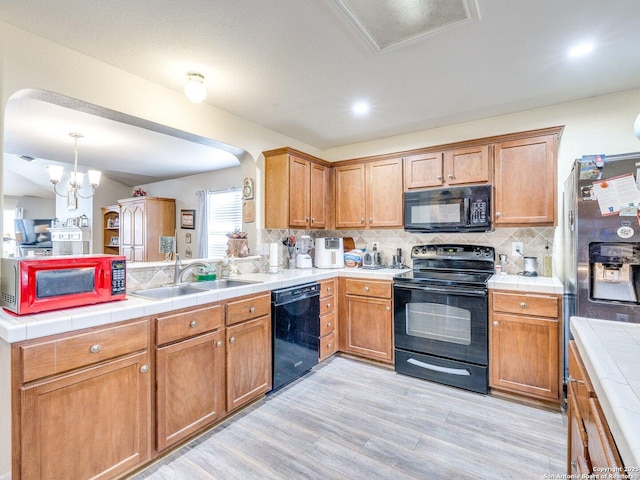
[2,0,640,194]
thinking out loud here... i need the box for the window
[206,189,242,258]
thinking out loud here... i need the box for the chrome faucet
[174,254,211,284]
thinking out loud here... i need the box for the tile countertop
[0,267,408,343]
[571,316,640,474]
[0,269,563,344]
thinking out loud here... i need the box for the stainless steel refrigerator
[563,151,640,326]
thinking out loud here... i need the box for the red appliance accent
[1,255,127,315]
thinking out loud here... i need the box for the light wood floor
[131,356,566,479]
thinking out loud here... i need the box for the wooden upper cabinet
[264,149,333,229]
[336,158,403,229]
[493,133,558,226]
[404,146,489,190]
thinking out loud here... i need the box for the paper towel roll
[269,243,279,273]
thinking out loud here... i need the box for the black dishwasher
[271,282,320,391]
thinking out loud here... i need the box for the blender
[295,235,314,268]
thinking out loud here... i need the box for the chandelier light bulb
[184,72,207,103]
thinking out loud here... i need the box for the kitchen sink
[129,284,208,300]
[188,279,262,289]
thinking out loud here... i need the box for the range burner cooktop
[393,244,495,288]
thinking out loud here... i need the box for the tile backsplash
[261,227,557,276]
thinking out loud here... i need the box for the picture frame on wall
[181,209,195,229]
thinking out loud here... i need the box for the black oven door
[393,283,488,366]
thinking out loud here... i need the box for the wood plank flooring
[130,356,566,479]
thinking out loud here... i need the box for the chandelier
[48,132,101,200]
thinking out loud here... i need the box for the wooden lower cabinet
[338,278,393,364]
[489,290,562,402]
[567,341,624,476]
[17,351,151,480]
[226,314,272,412]
[319,278,338,361]
[156,330,225,451]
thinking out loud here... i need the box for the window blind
[207,189,242,258]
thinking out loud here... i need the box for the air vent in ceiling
[335,0,480,51]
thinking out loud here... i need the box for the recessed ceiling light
[568,41,595,58]
[352,101,370,115]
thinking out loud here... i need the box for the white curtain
[196,190,208,258]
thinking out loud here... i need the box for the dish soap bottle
[543,244,553,277]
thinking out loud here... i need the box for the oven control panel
[411,244,494,261]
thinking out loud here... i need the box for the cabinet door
[368,158,403,228]
[340,295,393,363]
[226,316,272,412]
[288,156,310,228]
[404,152,444,190]
[335,163,367,228]
[309,162,328,228]
[489,312,559,400]
[493,135,557,226]
[444,145,489,185]
[19,352,151,480]
[156,330,225,451]
[120,201,145,261]
[567,382,591,475]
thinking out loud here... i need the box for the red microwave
[1,255,126,315]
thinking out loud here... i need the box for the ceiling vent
[335,0,480,51]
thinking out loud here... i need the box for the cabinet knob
[311,217,315,222]
[571,458,577,470]
[493,321,499,327]
[327,343,332,348]
[327,322,332,328]
[369,217,373,223]
[520,302,527,308]
[496,212,502,217]
[249,307,256,313]
[229,336,236,343]
[305,217,309,222]
[190,320,197,328]
[361,218,365,223]
[436,175,442,180]
[326,303,331,308]
[216,340,223,347]
[90,344,101,354]
[327,287,332,292]
[448,174,454,180]
[386,306,391,311]
[567,374,584,385]
[140,364,149,374]
[364,286,370,292]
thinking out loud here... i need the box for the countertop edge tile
[571,316,640,470]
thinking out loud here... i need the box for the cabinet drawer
[568,341,595,418]
[320,295,335,316]
[320,311,336,337]
[320,278,337,299]
[156,304,224,346]
[492,291,559,318]
[344,278,391,298]
[586,397,623,471]
[226,293,271,326]
[20,319,149,383]
[319,331,337,361]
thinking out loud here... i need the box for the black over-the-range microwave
[403,185,492,233]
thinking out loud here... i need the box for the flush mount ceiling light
[335,0,480,51]
[48,132,101,200]
[568,41,595,58]
[352,101,370,115]
[184,72,207,103]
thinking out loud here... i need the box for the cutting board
[343,237,355,251]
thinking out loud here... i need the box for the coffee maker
[589,243,640,303]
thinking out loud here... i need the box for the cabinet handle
[229,336,236,343]
[327,343,332,348]
[311,217,315,222]
[190,320,197,328]
[567,375,584,385]
[249,307,256,313]
[436,175,442,180]
[448,174,454,180]
[520,302,527,308]
[327,287,332,292]
[364,286,370,292]
[305,217,309,222]
[140,364,149,374]
[369,217,373,223]
[90,344,101,354]
[493,321,499,327]
[326,303,331,308]
[216,340,223,347]
[361,218,365,223]
[496,212,502,217]
[571,458,577,470]
[386,306,391,311]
